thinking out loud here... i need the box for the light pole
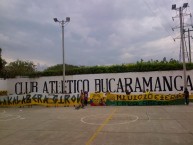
[53,17,70,93]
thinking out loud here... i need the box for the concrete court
[0,104,193,145]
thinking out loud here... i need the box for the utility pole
[179,6,187,89]
[184,28,193,63]
[188,29,191,63]
[172,3,190,89]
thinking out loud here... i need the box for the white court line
[20,117,25,119]
[146,112,151,122]
[0,110,7,119]
[0,115,21,121]
[0,114,12,119]
[0,110,6,114]
[81,114,139,125]
[0,110,25,121]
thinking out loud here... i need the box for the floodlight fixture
[172,4,176,10]
[66,17,70,22]
[53,18,58,22]
[183,3,188,8]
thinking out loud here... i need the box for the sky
[0,0,193,70]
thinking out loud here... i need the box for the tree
[0,48,4,71]
[0,48,7,78]
[5,60,36,78]
[44,64,79,72]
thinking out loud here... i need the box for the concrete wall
[1,70,193,95]
[0,79,7,91]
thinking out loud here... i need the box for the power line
[143,1,175,40]
[143,0,181,59]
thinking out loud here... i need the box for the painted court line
[0,110,6,114]
[86,108,118,145]
[0,110,25,121]
[81,114,139,125]
[0,114,21,121]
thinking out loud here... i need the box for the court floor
[0,104,193,145]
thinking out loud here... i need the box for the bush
[4,59,193,77]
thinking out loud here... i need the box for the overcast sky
[0,0,193,69]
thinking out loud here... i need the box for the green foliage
[45,64,79,72]
[37,58,193,77]
[42,64,79,76]
[0,48,2,71]
[0,48,7,78]
[2,57,193,78]
[5,60,36,78]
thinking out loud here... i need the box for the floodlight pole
[62,20,65,94]
[54,17,70,93]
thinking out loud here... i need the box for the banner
[0,90,7,96]
[106,93,186,106]
[0,92,192,107]
[0,93,81,107]
[89,92,106,106]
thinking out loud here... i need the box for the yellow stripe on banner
[190,94,193,100]
[86,108,118,145]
